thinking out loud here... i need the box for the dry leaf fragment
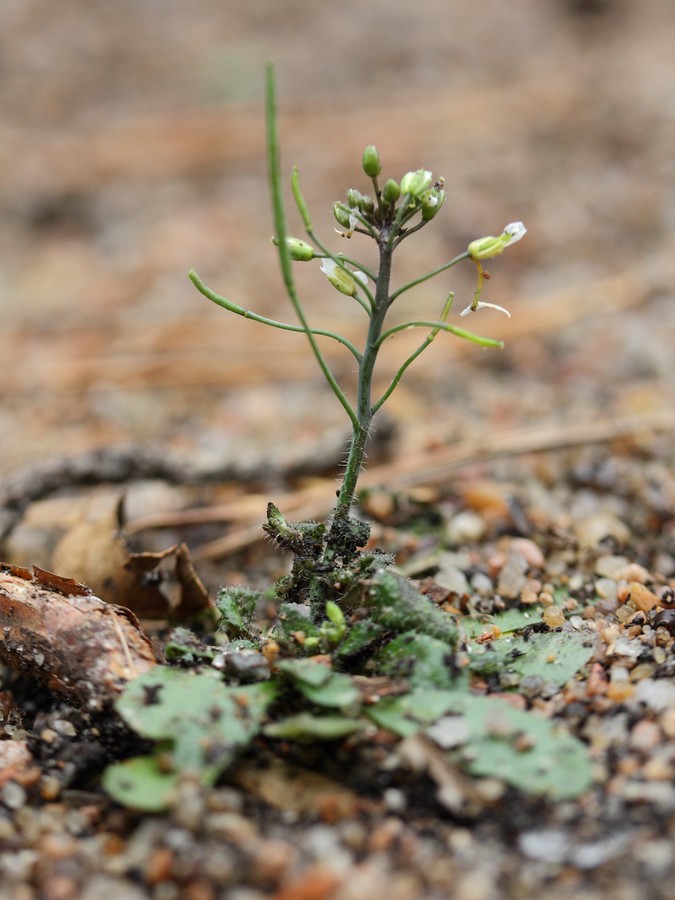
[123,543,212,618]
[0,563,157,709]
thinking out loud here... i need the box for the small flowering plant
[189,65,526,618]
[105,71,597,813]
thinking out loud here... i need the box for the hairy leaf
[264,712,364,741]
[467,630,596,688]
[372,631,457,689]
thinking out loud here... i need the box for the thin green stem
[386,194,414,249]
[372,293,453,414]
[390,251,470,302]
[189,269,361,361]
[266,64,358,428]
[376,320,503,349]
[392,218,427,245]
[349,288,372,317]
[372,340,430,415]
[291,165,313,231]
[372,294,504,413]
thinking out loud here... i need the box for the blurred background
[1,0,673,484]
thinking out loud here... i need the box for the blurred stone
[435,562,470,597]
[574,513,631,548]
[626,582,659,613]
[595,555,629,578]
[508,538,545,569]
[497,554,527,599]
[542,606,565,628]
[445,511,486,546]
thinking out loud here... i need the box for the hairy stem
[328,233,393,538]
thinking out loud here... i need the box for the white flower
[460,301,511,318]
[400,169,433,198]
[334,211,360,238]
[468,221,527,260]
[319,259,368,297]
[503,221,527,245]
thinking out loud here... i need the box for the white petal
[503,222,527,246]
[460,301,511,318]
[353,270,368,288]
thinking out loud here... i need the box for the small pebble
[607,682,634,702]
[659,707,675,739]
[538,591,555,607]
[630,720,661,753]
[427,716,472,749]
[206,788,243,814]
[652,609,675,635]
[473,778,505,803]
[52,720,77,738]
[434,564,470,597]
[626,582,659,613]
[470,572,493,596]
[518,828,568,863]
[520,578,541,605]
[39,873,79,900]
[461,480,509,517]
[632,679,675,712]
[508,538,545,569]
[368,817,404,853]
[542,607,565,628]
[642,757,673,781]
[595,555,629,578]
[1,781,27,810]
[595,577,618,601]
[574,512,631,548]
[249,839,297,887]
[497,555,527,599]
[144,847,174,885]
[382,787,407,813]
[445,510,486,546]
[38,833,79,861]
[613,563,652,584]
[339,821,367,853]
[601,624,621,643]
[653,645,667,664]
[629,662,655,682]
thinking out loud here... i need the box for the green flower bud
[333,202,353,229]
[468,222,527,259]
[421,188,445,221]
[358,193,375,214]
[347,188,363,208]
[362,145,382,177]
[271,236,315,261]
[382,178,400,204]
[325,601,345,627]
[400,169,433,198]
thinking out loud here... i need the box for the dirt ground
[1,0,675,897]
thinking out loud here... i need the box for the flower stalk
[190,63,525,610]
